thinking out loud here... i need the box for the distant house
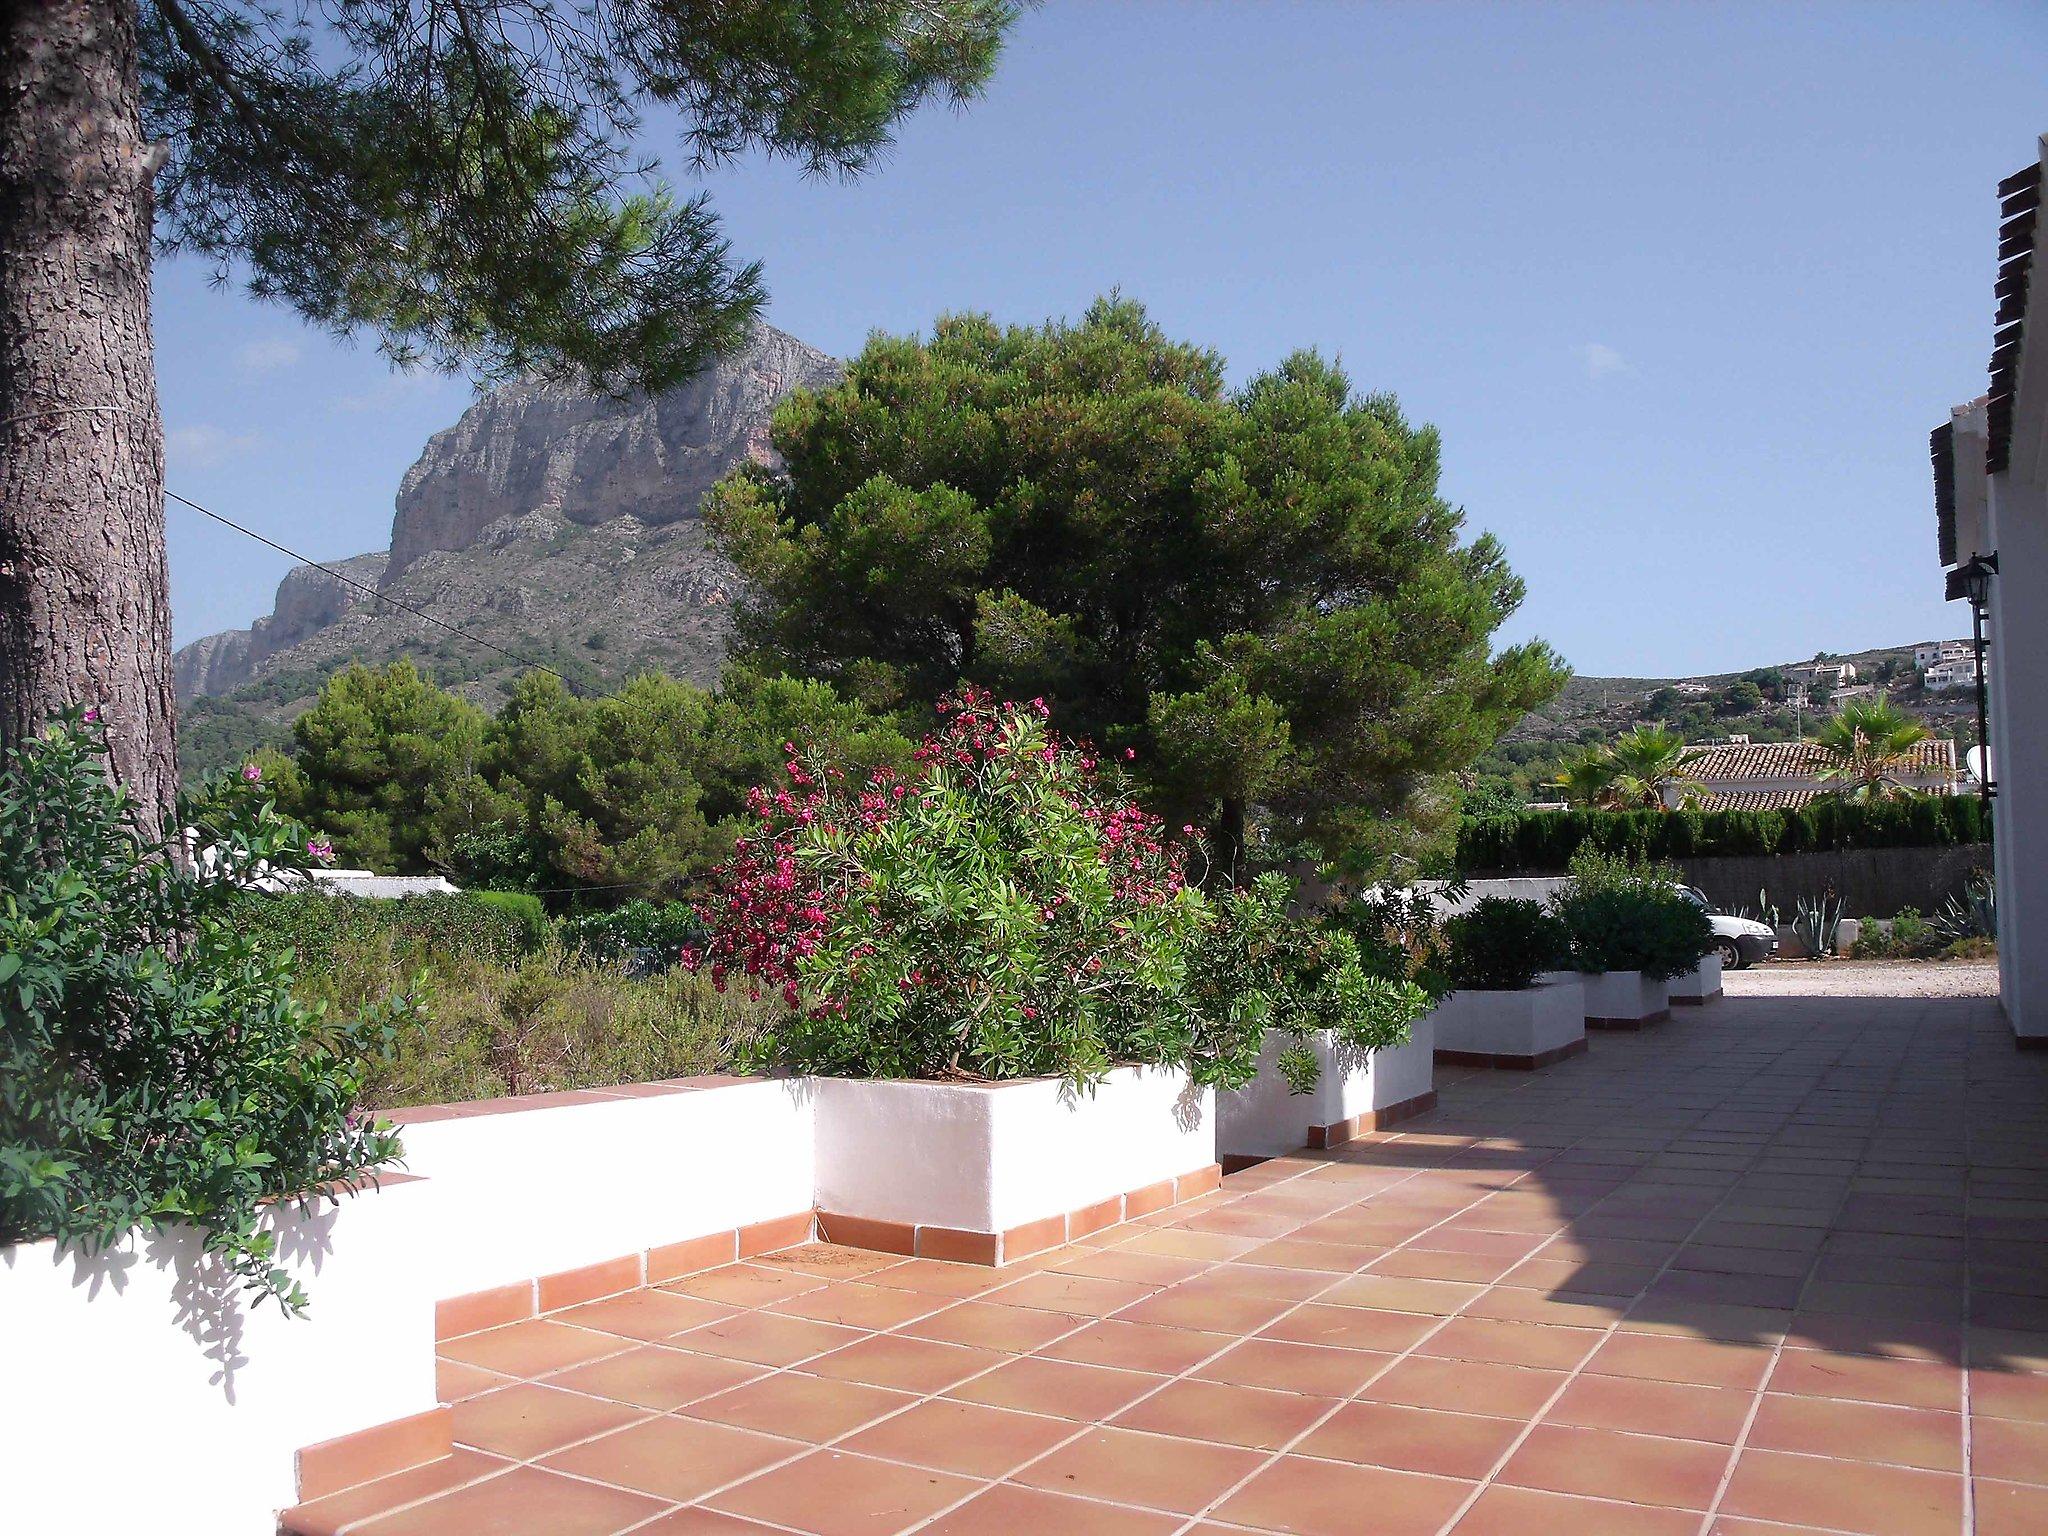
[1790,661,1858,689]
[254,868,464,898]
[1924,655,1982,691]
[1915,639,1973,670]
[1671,736,1960,811]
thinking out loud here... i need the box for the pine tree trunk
[0,0,176,835]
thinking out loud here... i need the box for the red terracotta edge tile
[818,1210,918,1255]
[295,1405,452,1501]
[1175,1163,1224,1200]
[648,1228,741,1282]
[1125,1177,1179,1217]
[739,1210,816,1257]
[537,1252,643,1311]
[435,1280,536,1340]
[1002,1212,1070,1262]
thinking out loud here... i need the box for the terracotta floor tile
[1041,1318,1233,1375]
[552,1288,733,1341]
[1746,1393,1962,1472]
[1013,1425,1265,1514]
[839,1397,1075,1478]
[682,1371,916,1442]
[1259,1302,1437,1353]
[1360,1354,1568,1419]
[1416,1316,1603,1371]
[901,1300,1080,1353]
[706,1449,980,1536]
[750,1244,907,1280]
[1115,1285,1294,1334]
[282,1449,512,1536]
[1972,1367,2048,1423]
[985,1270,1158,1316]
[684,1310,866,1368]
[1048,1248,1212,1287]
[1449,1484,1703,1536]
[1181,1262,1333,1303]
[766,1282,948,1330]
[633,1509,788,1535]
[542,1415,801,1504]
[668,1263,832,1308]
[1585,1332,1777,1390]
[1192,1337,1392,1396]
[805,1333,1008,1394]
[1319,1273,1486,1315]
[1212,1454,1475,1536]
[1298,1399,1523,1479]
[1116,1228,1261,1262]
[918,1482,1181,1534]
[349,1463,666,1536]
[437,1319,628,1378]
[1113,1376,1335,1449]
[1718,1448,1964,1536]
[547,1344,765,1411]
[858,1259,1009,1297]
[1498,1423,1729,1510]
[1369,1247,1521,1284]
[1766,1349,1963,1411]
[1976,1476,2048,1536]
[946,1354,1164,1420]
[1970,1413,2048,1484]
[1546,1374,1754,1444]
[451,1382,650,1458]
[1237,1238,1381,1273]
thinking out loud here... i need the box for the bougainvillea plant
[688,689,1247,1088]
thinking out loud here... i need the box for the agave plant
[1931,877,1996,942]
[1814,699,1934,801]
[1791,891,1845,959]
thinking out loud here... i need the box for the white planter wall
[1581,969,1671,1026]
[1217,1018,1437,1159]
[0,1079,818,1536]
[1668,952,1724,1003]
[1430,978,1587,1064]
[812,1066,1213,1234]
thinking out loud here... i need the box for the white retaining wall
[1431,979,1586,1058]
[1217,1019,1436,1159]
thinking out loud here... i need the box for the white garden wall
[1431,978,1586,1064]
[1582,969,1671,1026]
[0,1078,817,1536]
[1668,952,1724,1003]
[1217,1018,1437,1159]
[811,1066,1213,1235]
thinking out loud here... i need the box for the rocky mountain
[172,324,840,736]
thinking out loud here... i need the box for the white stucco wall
[811,1067,1214,1232]
[1430,978,1587,1056]
[1216,1019,1436,1159]
[0,1080,818,1536]
[1581,969,1670,1022]
[1669,953,1724,1000]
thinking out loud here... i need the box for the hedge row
[233,890,550,970]
[1457,797,1992,875]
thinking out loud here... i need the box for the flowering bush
[0,713,403,1312]
[690,690,1227,1087]
[1189,875,1431,1094]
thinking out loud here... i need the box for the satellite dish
[1967,745,1991,784]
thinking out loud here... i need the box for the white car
[1680,885,1777,968]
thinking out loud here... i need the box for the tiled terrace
[285,990,2048,1536]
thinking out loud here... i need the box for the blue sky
[157,2,2048,677]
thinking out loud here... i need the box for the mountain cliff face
[172,324,839,711]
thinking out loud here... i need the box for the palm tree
[1605,726,1704,810]
[1550,748,1619,808]
[1814,699,1933,800]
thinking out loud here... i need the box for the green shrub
[1550,849,1714,981]
[1,712,401,1311]
[1438,898,1568,991]
[560,900,705,969]
[693,691,1225,1088]
[1457,797,1991,874]
[236,890,545,972]
[470,890,551,949]
[1188,875,1431,1094]
[1853,908,1938,960]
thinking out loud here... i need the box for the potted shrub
[1428,898,1588,1068]
[1550,851,1714,1029]
[1210,876,1434,1159]
[689,690,1245,1264]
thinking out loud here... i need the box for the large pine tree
[0,0,1016,835]
[708,298,1569,876]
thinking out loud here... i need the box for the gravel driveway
[1722,957,2000,997]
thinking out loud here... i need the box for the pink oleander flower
[242,762,263,783]
[307,837,334,861]
[81,705,100,723]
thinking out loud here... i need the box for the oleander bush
[1189,874,1431,1094]
[1437,897,1569,992]
[0,713,401,1311]
[689,689,1233,1088]
[1550,849,1714,981]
